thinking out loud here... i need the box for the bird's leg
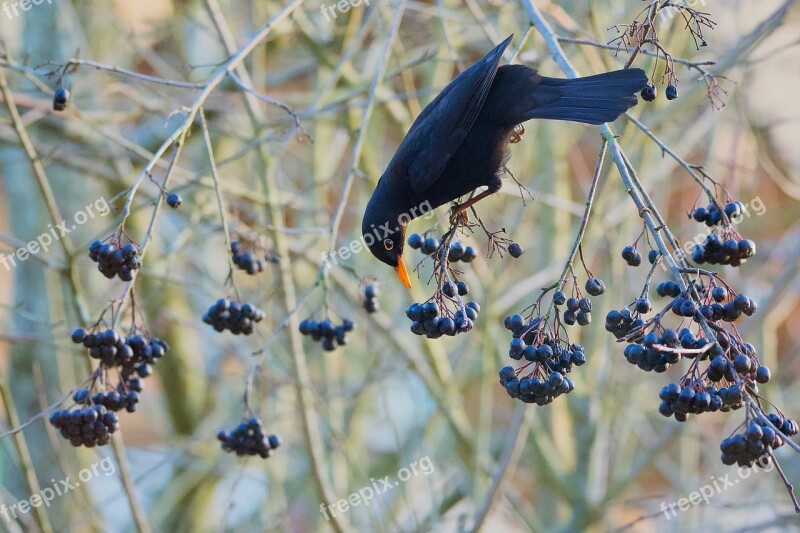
[449,189,495,224]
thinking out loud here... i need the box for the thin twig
[199,107,241,301]
[542,141,608,321]
[0,380,55,533]
[624,112,717,202]
[227,70,306,137]
[470,403,527,532]
[109,432,152,533]
[40,58,206,88]
[556,35,716,70]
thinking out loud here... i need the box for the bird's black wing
[388,35,512,195]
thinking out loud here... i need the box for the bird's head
[362,204,412,289]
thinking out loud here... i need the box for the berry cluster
[407,233,477,263]
[89,240,141,281]
[549,277,605,327]
[691,234,756,267]
[692,200,746,227]
[406,298,479,338]
[405,225,490,339]
[621,245,643,267]
[231,241,278,275]
[203,298,265,335]
[655,280,757,322]
[73,386,141,414]
[499,316,585,404]
[612,280,760,374]
[217,417,281,458]
[641,83,678,102]
[604,263,799,470]
[657,380,750,421]
[619,326,695,372]
[49,406,119,448]
[721,414,799,467]
[299,318,355,351]
[605,307,646,339]
[688,200,756,267]
[362,283,379,314]
[56,327,167,447]
[71,327,165,380]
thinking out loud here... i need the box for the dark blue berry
[665,84,678,100]
[448,242,465,261]
[422,301,439,318]
[456,281,469,296]
[166,193,182,208]
[508,243,524,258]
[421,237,439,255]
[585,278,605,296]
[641,84,657,102]
[53,87,69,111]
[553,291,566,306]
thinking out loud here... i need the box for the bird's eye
[383,239,394,251]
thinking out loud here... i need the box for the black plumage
[362,35,647,287]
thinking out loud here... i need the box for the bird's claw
[449,207,469,226]
[509,123,525,144]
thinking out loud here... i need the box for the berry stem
[769,450,800,513]
[621,2,659,70]
[555,36,716,71]
[43,58,205,89]
[624,112,725,216]
[542,140,608,322]
[199,108,241,301]
[113,139,186,325]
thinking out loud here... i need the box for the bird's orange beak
[395,257,412,289]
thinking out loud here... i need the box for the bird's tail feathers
[521,68,648,125]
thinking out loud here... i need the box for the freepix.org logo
[319,455,435,521]
[319,0,372,22]
[0,197,111,271]
[1,457,116,523]
[2,0,54,20]
[322,199,433,269]
[659,456,774,519]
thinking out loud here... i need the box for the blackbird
[362,35,647,287]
